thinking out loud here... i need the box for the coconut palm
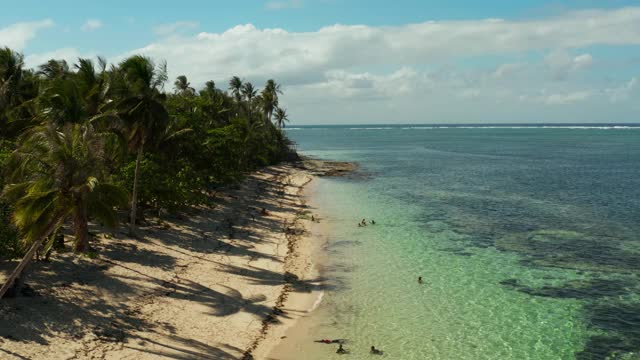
[228,76,243,103]
[260,89,278,122]
[273,107,289,128]
[114,55,170,235]
[204,80,216,93]
[74,57,109,116]
[174,75,195,96]
[0,47,25,113]
[0,123,127,297]
[241,82,257,103]
[37,59,70,80]
[261,79,283,122]
[241,82,257,118]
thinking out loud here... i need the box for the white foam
[308,291,325,313]
[349,127,395,130]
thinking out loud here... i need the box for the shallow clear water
[286,125,640,360]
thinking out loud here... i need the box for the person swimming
[314,339,343,344]
[361,219,367,226]
[371,346,384,355]
[418,276,424,284]
[371,219,376,225]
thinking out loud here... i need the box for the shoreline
[0,159,354,360]
[249,179,332,359]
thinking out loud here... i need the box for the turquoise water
[287,125,640,360]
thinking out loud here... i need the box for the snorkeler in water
[371,346,384,355]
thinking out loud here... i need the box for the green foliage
[118,155,207,213]
[0,48,294,259]
[0,140,21,259]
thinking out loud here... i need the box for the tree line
[0,46,294,271]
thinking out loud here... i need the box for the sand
[0,159,353,359]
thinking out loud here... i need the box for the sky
[1,0,640,124]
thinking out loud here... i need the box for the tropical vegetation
[0,46,295,295]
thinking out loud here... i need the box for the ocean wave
[309,291,325,313]
[349,127,395,130]
[401,126,640,130]
[289,125,640,130]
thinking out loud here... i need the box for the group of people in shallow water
[357,218,375,227]
[315,340,383,355]
[316,220,424,356]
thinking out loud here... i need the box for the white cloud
[123,7,640,90]
[493,63,527,79]
[0,19,54,50]
[572,53,593,70]
[153,21,199,36]
[545,50,594,80]
[605,77,639,102]
[17,7,640,123]
[266,0,303,9]
[24,48,84,69]
[545,91,591,105]
[82,19,102,32]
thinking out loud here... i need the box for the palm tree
[0,47,25,114]
[241,82,257,103]
[260,89,278,122]
[115,55,170,236]
[0,123,127,298]
[204,80,216,93]
[37,59,70,80]
[241,82,257,119]
[174,75,195,96]
[74,57,109,116]
[273,107,289,128]
[0,48,40,139]
[228,76,243,103]
[261,79,283,122]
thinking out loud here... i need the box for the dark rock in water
[500,278,632,300]
[577,302,640,359]
[499,279,520,287]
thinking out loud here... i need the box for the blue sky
[1,0,640,124]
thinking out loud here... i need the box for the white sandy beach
[0,160,354,359]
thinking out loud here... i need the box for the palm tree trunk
[0,215,64,299]
[73,202,90,252]
[129,145,143,236]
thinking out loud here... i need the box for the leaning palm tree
[114,55,169,236]
[228,76,243,103]
[0,123,128,298]
[173,75,195,96]
[273,107,289,128]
